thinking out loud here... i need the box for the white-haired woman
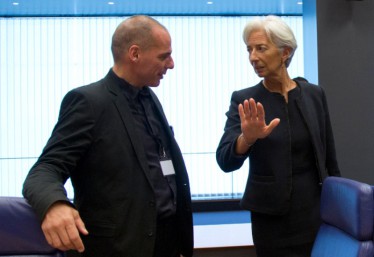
[216,15,340,257]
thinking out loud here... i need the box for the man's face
[137,28,174,87]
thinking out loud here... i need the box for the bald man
[23,15,193,257]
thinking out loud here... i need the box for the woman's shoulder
[233,81,263,97]
[296,79,324,95]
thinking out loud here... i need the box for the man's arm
[23,89,95,251]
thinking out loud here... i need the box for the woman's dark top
[251,86,321,247]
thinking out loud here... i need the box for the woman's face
[245,29,289,79]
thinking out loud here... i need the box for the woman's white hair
[242,15,297,67]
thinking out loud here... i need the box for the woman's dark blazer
[23,70,193,257]
[216,80,340,215]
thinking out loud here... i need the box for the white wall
[0,16,304,198]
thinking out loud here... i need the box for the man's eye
[160,54,170,61]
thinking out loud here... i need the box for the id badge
[160,159,176,176]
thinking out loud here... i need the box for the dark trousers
[255,242,314,257]
[153,216,179,257]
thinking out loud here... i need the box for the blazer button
[148,231,154,237]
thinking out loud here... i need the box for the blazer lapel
[295,86,323,160]
[105,77,153,183]
[295,84,325,181]
[295,93,317,142]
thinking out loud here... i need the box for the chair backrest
[0,196,65,257]
[311,176,374,257]
[372,185,374,242]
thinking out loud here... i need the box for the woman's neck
[263,77,296,102]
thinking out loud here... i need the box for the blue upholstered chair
[311,176,374,257]
[372,186,374,243]
[0,196,65,257]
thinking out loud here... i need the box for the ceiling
[0,0,303,17]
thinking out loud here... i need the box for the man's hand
[41,201,89,252]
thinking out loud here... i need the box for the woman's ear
[282,47,291,64]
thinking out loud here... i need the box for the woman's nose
[249,50,258,62]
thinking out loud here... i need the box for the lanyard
[139,93,167,159]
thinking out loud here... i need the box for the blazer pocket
[85,222,117,237]
[250,172,275,183]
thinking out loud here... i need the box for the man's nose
[168,57,174,69]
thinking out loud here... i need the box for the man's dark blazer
[23,69,193,257]
[216,80,340,215]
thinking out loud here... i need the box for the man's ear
[129,45,140,62]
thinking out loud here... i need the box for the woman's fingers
[248,98,258,120]
[256,101,264,121]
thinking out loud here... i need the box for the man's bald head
[111,15,168,63]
